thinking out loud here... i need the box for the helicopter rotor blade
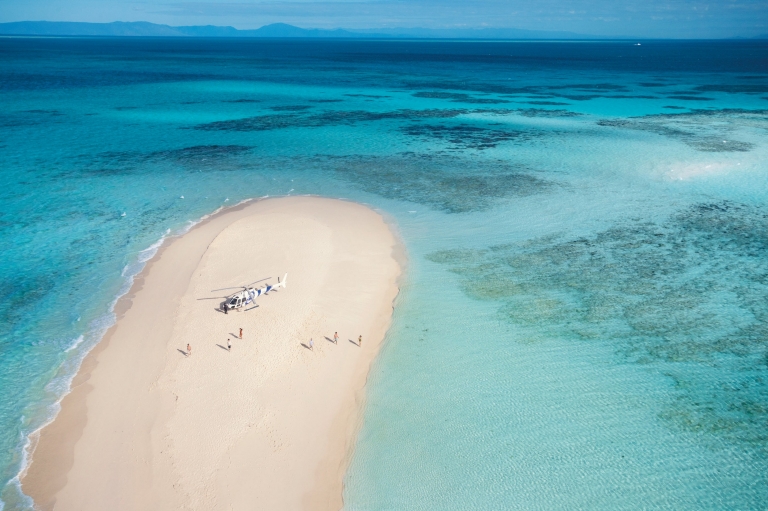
[245,277,272,287]
[212,277,271,293]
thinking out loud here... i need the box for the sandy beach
[21,196,402,510]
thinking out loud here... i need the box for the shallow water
[0,38,766,509]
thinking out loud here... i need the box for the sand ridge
[22,196,402,510]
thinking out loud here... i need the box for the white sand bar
[22,197,403,511]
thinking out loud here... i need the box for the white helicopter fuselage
[226,273,287,310]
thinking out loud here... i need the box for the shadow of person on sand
[348,339,359,346]
[216,344,230,351]
[300,343,311,350]
[177,349,189,357]
[324,336,336,344]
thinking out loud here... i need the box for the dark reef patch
[525,101,571,106]
[148,145,252,162]
[558,94,602,101]
[331,153,553,213]
[222,99,261,103]
[22,109,64,115]
[79,145,252,175]
[191,108,525,132]
[606,95,659,99]
[402,81,639,103]
[193,113,304,131]
[268,105,313,111]
[694,84,768,94]
[413,91,511,104]
[517,108,581,118]
[458,98,512,104]
[427,201,768,449]
[190,106,579,135]
[401,123,535,150]
[308,99,344,103]
[413,91,467,100]
[547,83,628,91]
[344,93,391,99]
[667,95,716,101]
[597,108,767,152]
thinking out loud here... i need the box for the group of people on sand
[186,326,363,357]
[307,332,362,351]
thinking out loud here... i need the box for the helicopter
[217,274,288,312]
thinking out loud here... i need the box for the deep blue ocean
[0,37,767,509]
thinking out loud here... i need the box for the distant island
[0,21,603,39]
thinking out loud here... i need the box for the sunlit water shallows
[0,38,767,509]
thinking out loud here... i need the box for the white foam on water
[64,335,85,353]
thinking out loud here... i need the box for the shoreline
[21,196,403,510]
[13,198,259,503]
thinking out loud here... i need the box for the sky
[1,0,766,38]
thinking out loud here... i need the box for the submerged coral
[401,123,536,150]
[75,145,253,176]
[597,108,768,152]
[331,153,553,213]
[191,107,579,132]
[427,201,768,449]
[268,105,313,111]
[412,91,511,104]
[192,108,480,131]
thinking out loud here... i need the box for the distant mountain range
[1,21,765,40]
[0,21,599,39]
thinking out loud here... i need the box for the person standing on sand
[239,328,243,339]
[309,338,314,351]
[223,303,228,314]
[227,339,231,351]
[187,344,192,356]
[334,332,338,344]
[358,335,362,347]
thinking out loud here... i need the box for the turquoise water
[0,38,767,509]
